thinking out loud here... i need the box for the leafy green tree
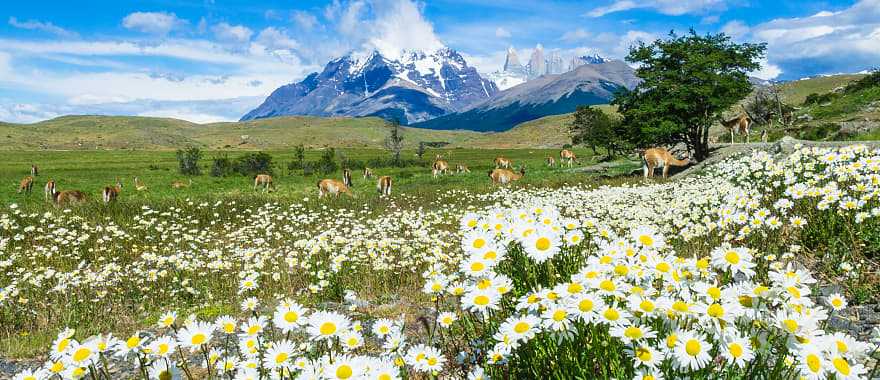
[176,146,202,175]
[384,119,404,164]
[613,30,765,160]
[569,105,626,158]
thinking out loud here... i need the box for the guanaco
[494,157,512,169]
[432,159,449,178]
[377,176,392,196]
[171,179,192,189]
[134,177,147,191]
[363,167,374,179]
[53,189,87,206]
[456,164,470,174]
[18,176,34,194]
[254,174,274,192]
[489,167,525,185]
[44,180,56,201]
[546,156,556,167]
[760,129,768,143]
[720,113,752,143]
[31,165,38,176]
[342,169,352,187]
[318,179,352,198]
[560,149,578,168]
[642,147,690,179]
[102,178,122,203]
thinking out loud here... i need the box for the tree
[176,146,202,175]
[569,105,626,158]
[384,119,404,164]
[613,30,765,161]
[416,142,427,159]
[744,86,794,128]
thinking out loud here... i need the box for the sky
[1,0,878,123]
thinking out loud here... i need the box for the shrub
[176,146,202,175]
[234,152,273,176]
[799,123,841,140]
[843,68,880,93]
[210,155,234,177]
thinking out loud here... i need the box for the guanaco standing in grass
[52,188,87,206]
[102,178,122,203]
[642,147,690,179]
[31,164,38,177]
[363,167,374,179]
[254,174,274,192]
[18,176,34,194]
[171,179,192,189]
[318,178,352,198]
[494,157,512,169]
[377,175,392,196]
[134,177,148,191]
[44,180,56,201]
[456,164,470,173]
[560,149,578,168]
[342,169,353,187]
[720,113,752,143]
[489,167,525,185]
[432,157,449,178]
[546,156,556,167]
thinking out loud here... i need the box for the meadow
[2,144,880,380]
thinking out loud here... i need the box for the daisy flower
[673,331,711,371]
[273,302,308,333]
[826,293,847,311]
[264,340,295,370]
[307,311,350,341]
[177,321,214,351]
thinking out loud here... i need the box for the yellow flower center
[73,347,91,362]
[603,308,619,321]
[473,238,485,249]
[707,287,721,300]
[320,322,337,335]
[126,336,140,349]
[724,251,740,264]
[336,364,353,379]
[275,352,289,364]
[666,334,677,349]
[535,237,551,251]
[624,326,643,339]
[614,265,628,276]
[636,347,652,362]
[474,295,490,306]
[833,357,850,376]
[729,343,743,358]
[599,280,615,292]
[685,339,701,356]
[656,262,670,273]
[806,354,821,373]
[514,322,530,334]
[284,311,299,323]
[707,303,724,318]
[56,338,70,352]
[832,298,843,308]
[578,299,594,312]
[638,235,654,246]
[379,375,392,380]
[783,319,798,333]
[567,282,583,294]
[191,333,206,345]
[470,262,485,272]
[552,310,567,322]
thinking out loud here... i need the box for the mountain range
[242,47,638,132]
[241,48,498,124]
[414,59,639,132]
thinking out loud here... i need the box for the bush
[176,146,202,175]
[365,156,425,168]
[844,68,880,94]
[210,155,234,177]
[803,92,839,106]
[234,152,273,176]
[799,123,841,140]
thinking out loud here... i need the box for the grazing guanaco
[171,179,192,189]
[18,176,34,194]
[363,167,374,179]
[560,149,578,168]
[31,164,38,176]
[53,189,87,206]
[44,180,56,201]
[489,167,525,185]
[134,177,147,191]
[642,148,690,179]
[377,176,392,196]
[317,178,351,198]
[546,156,556,167]
[456,164,470,174]
[494,157,512,169]
[342,169,353,187]
[720,113,752,143]
[102,178,122,203]
[254,174,274,192]
[432,158,449,178]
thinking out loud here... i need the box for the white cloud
[212,22,253,44]
[292,11,318,30]
[560,28,590,42]
[8,17,78,38]
[721,20,749,39]
[366,0,444,57]
[750,58,782,80]
[256,27,298,50]
[613,30,658,57]
[700,15,720,25]
[587,0,726,17]
[122,12,187,35]
[749,0,880,77]
[495,27,511,38]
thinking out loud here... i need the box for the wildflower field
[2,144,880,379]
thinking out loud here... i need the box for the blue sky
[1,0,877,123]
